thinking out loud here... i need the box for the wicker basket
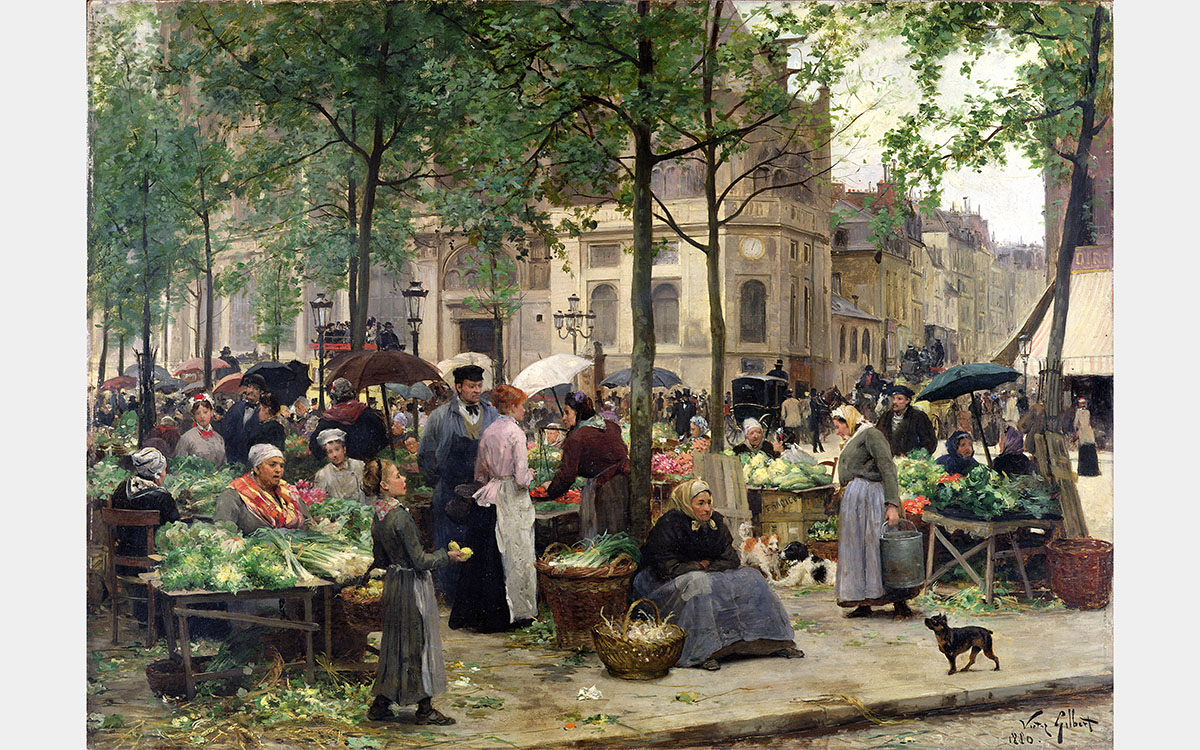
[535,543,637,650]
[1047,537,1113,610]
[592,599,686,680]
[334,587,383,635]
[806,539,838,562]
[145,656,213,698]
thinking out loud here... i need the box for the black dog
[779,541,833,585]
[923,614,1000,675]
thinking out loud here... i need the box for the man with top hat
[417,364,498,601]
[218,372,267,466]
[672,388,696,440]
[175,393,227,465]
[377,321,402,351]
[873,384,937,457]
[308,378,390,461]
[219,346,241,373]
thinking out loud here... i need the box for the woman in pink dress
[449,385,536,632]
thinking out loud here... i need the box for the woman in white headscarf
[632,478,801,671]
[830,404,915,619]
[731,417,783,458]
[214,443,310,535]
[110,448,181,626]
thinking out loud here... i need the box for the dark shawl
[639,509,741,581]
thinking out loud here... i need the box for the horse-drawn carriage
[726,375,790,444]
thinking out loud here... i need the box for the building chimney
[832,182,846,204]
[876,180,895,207]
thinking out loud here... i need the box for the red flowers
[936,473,963,485]
[902,495,930,515]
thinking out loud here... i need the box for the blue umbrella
[915,363,1019,468]
[599,367,682,389]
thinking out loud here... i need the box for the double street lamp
[553,293,596,356]
[1017,333,1032,391]
[310,293,334,411]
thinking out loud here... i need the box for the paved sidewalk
[421,585,1112,749]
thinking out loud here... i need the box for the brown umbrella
[213,372,243,394]
[323,350,442,391]
[172,357,230,377]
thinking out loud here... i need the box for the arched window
[652,284,679,344]
[590,284,618,346]
[804,288,811,346]
[839,325,846,362]
[789,280,798,344]
[850,327,859,361]
[862,330,871,366]
[739,280,767,343]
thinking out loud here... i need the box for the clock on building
[739,236,765,260]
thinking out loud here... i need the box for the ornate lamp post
[1018,333,1032,391]
[310,293,333,411]
[401,279,429,436]
[553,292,596,356]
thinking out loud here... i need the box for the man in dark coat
[377,322,402,351]
[308,378,390,461]
[932,339,946,367]
[673,389,696,439]
[219,346,242,373]
[874,385,937,457]
[218,372,266,466]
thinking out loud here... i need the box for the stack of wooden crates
[758,485,835,545]
[691,453,751,532]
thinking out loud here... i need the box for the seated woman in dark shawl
[992,425,1037,476]
[936,430,982,475]
[632,478,802,671]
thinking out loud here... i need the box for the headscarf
[831,404,868,449]
[1000,425,1024,457]
[316,428,348,448]
[190,392,214,412]
[248,443,284,469]
[741,417,763,440]
[667,478,715,531]
[937,430,979,475]
[131,447,167,479]
[690,415,710,434]
[330,377,356,402]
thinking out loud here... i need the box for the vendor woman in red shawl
[541,391,630,538]
[215,443,311,534]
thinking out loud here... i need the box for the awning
[990,270,1112,377]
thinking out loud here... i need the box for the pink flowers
[293,480,327,507]
[651,453,683,475]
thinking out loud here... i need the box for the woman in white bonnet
[214,443,310,535]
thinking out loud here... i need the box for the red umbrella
[213,372,243,394]
[99,376,137,391]
[172,357,230,376]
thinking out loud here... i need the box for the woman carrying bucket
[830,404,920,620]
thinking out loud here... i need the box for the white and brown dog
[772,541,836,588]
[737,521,782,580]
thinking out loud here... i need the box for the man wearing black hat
[218,372,266,465]
[672,388,696,439]
[219,346,242,373]
[417,364,498,601]
[307,377,390,461]
[874,385,937,457]
[377,322,401,351]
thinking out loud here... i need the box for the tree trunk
[139,171,156,442]
[352,123,383,351]
[1041,4,1106,429]
[201,186,215,389]
[347,110,359,339]
[193,276,202,358]
[118,331,126,374]
[628,0,655,542]
[702,3,726,452]
[98,304,110,389]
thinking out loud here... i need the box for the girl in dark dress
[249,392,287,454]
[366,460,468,724]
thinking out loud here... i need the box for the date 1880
[1007,709,1100,745]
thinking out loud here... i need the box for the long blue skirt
[631,567,795,667]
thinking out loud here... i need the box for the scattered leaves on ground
[675,691,702,704]
[453,695,505,710]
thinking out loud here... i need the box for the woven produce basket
[592,599,686,680]
[1047,537,1113,610]
[334,585,383,635]
[535,543,637,650]
[145,656,213,698]
[806,539,838,561]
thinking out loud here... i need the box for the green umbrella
[915,363,1019,468]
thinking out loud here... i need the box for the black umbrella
[154,376,187,394]
[915,363,1019,468]
[600,367,683,389]
[243,360,313,407]
[123,363,173,382]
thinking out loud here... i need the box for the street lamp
[401,279,428,438]
[1017,333,1032,391]
[554,292,596,356]
[310,293,334,411]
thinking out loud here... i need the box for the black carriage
[730,375,790,437]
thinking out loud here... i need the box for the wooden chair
[100,508,161,647]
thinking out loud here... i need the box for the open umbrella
[172,357,230,377]
[123,364,173,382]
[213,372,243,395]
[436,352,494,391]
[154,376,187,394]
[915,363,1019,468]
[99,376,137,392]
[325,350,442,391]
[385,381,434,401]
[243,360,312,406]
[600,366,683,389]
[511,353,593,396]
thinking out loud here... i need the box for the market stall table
[144,575,335,699]
[921,509,1064,605]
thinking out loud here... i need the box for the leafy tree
[854,1,1112,427]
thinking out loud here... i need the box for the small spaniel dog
[772,541,836,588]
[737,522,782,580]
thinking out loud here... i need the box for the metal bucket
[880,520,924,589]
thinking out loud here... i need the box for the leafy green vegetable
[546,532,640,568]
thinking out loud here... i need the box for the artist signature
[1006,709,1100,745]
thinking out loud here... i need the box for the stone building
[830,294,884,393]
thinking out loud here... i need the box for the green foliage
[87,457,132,502]
[807,516,839,541]
[307,495,375,551]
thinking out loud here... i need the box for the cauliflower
[750,468,772,486]
[767,459,790,477]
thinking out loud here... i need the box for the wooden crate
[758,485,834,544]
[760,512,817,545]
[693,453,751,530]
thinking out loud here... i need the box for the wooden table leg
[324,586,332,658]
[304,592,315,684]
[923,522,937,593]
[1008,533,1034,600]
[984,534,996,606]
[162,594,177,658]
[178,611,194,700]
[146,584,157,648]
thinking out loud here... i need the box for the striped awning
[999,270,1112,377]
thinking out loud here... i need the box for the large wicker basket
[592,599,686,680]
[535,544,637,650]
[1047,537,1113,610]
[333,586,383,635]
[145,656,213,698]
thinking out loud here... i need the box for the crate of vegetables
[535,534,640,650]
